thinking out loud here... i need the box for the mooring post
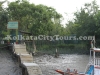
[55,48,59,58]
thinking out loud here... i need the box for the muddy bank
[33,54,89,75]
[0,50,22,75]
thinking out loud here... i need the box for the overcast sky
[2,0,100,25]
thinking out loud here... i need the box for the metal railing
[84,59,94,73]
[94,58,100,66]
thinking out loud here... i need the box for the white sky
[2,0,100,25]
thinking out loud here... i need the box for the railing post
[89,50,92,61]
[98,58,99,65]
[95,58,97,65]
[93,51,95,66]
[94,58,100,66]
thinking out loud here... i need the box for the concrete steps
[12,43,42,75]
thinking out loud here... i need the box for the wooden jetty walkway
[11,43,42,75]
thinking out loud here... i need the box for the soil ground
[0,50,22,75]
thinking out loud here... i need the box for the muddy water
[0,50,89,75]
[34,54,89,75]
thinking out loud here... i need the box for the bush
[26,40,89,54]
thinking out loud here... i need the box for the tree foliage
[66,0,100,39]
[0,0,8,37]
[7,0,63,36]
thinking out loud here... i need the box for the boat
[55,39,100,75]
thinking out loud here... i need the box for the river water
[34,54,90,75]
[0,50,89,75]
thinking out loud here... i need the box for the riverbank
[0,49,22,75]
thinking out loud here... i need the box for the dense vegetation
[0,0,100,54]
[66,0,100,45]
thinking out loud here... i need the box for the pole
[93,51,95,66]
[8,29,10,44]
[89,50,91,61]
[93,36,95,48]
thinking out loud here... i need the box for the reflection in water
[34,54,89,75]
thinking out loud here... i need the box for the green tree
[0,0,8,38]
[7,0,63,53]
[66,0,99,37]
